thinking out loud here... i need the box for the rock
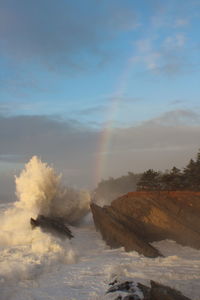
[106,280,191,300]
[30,214,73,239]
[150,280,191,300]
[123,296,139,300]
[91,191,200,256]
[106,281,136,294]
[117,296,139,300]
[111,191,200,248]
[106,279,145,300]
[136,283,151,299]
[91,203,162,258]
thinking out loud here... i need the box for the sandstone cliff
[91,191,200,257]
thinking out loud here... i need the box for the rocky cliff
[91,191,200,257]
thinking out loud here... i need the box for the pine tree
[161,167,183,191]
[137,169,161,191]
[183,150,200,190]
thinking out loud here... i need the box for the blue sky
[0,0,200,195]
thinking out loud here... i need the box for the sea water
[0,157,200,300]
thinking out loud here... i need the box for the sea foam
[0,156,90,284]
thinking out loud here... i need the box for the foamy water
[0,157,200,300]
[0,157,90,294]
[1,221,200,300]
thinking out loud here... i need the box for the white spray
[15,156,91,222]
[15,156,61,217]
[0,156,91,284]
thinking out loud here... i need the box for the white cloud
[163,34,186,49]
[131,51,161,71]
[132,31,188,75]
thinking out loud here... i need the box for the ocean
[0,156,200,300]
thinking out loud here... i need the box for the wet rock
[106,280,191,300]
[30,214,73,239]
[114,296,139,300]
[91,191,200,256]
[106,279,145,300]
[107,281,136,294]
[150,280,191,300]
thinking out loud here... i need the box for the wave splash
[0,156,91,284]
[15,156,91,224]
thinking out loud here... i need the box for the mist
[0,110,200,203]
[0,156,90,248]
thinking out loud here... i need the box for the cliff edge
[91,191,200,257]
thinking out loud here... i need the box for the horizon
[0,0,200,200]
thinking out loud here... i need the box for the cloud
[163,34,186,49]
[143,109,200,127]
[132,32,190,76]
[0,101,44,116]
[0,109,199,195]
[75,105,108,116]
[0,115,98,175]
[109,109,200,152]
[0,0,139,97]
[73,97,142,122]
[150,0,193,30]
[0,0,137,71]
[98,110,200,177]
[0,114,97,155]
[131,0,199,76]
[0,103,11,115]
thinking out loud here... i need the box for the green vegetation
[94,150,200,204]
[137,150,200,191]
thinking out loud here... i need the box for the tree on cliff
[137,169,161,191]
[95,149,200,195]
[137,149,200,191]
[161,167,183,191]
[183,150,200,190]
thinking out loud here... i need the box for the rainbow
[94,59,133,186]
[95,107,117,186]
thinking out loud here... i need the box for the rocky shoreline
[105,279,191,300]
[91,191,200,257]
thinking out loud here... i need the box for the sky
[0,0,200,198]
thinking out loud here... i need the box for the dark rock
[123,296,139,300]
[106,281,135,294]
[114,296,122,300]
[109,279,118,286]
[137,283,151,299]
[150,280,191,300]
[114,296,140,300]
[30,215,73,239]
[91,191,200,256]
[106,280,191,300]
[107,280,144,300]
